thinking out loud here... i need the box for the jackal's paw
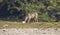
[22,21,26,23]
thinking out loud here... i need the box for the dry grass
[0,21,60,28]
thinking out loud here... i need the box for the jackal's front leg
[24,17,28,22]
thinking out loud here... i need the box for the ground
[0,21,60,35]
[0,28,60,35]
[0,21,60,28]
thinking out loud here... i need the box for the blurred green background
[0,0,60,22]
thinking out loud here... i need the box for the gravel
[0,28,60,35]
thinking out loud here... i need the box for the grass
[0,21,60,28]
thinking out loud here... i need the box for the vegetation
[0,0,60,22]
[0,21,60,28]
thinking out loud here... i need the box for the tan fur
[24,12,38,23]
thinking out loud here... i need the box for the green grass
[0,21,60,28]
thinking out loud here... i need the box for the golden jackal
[23,12,38,23]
